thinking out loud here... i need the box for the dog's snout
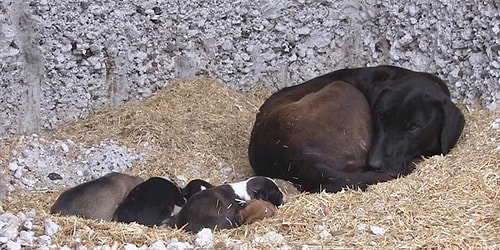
[368,158,384,171]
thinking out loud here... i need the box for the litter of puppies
[50,175,299,232]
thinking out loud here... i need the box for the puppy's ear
[175,187,187,206]
[176,196,187,206]
[254,189,284,207]
[440,100,465,154]
[252,188,267,201]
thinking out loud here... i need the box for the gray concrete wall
[1,0,499,138]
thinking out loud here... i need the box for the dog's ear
[440,100,465,154]
[252,188,283,206]
[175,187,187,206]
[252,188,267,201]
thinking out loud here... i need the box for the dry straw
[1,78,499,249]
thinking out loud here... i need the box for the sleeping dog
[249,65,465,192]
[113,177,185,226]
[182,179,213,200]
[50,172,143,221]
[237,199,277,225]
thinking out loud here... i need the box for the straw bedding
[1,78,499,249]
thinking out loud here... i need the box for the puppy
[113,177,185,226]
[273,178,301,203]
[50,172,143,221]
[182,179,213,199]
[238,199,277,225]
[166,176,284,233]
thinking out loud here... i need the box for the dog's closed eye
[406,122,421,133]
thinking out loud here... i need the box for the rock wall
[1,0,499,138]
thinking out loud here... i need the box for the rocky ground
[0,0,499,137]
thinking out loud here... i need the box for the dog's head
[367,76,465,176]
[246,177,285,207]
[182,179,213,200]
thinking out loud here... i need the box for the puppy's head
[368,77,465,176]
[138,177,186,207]
[182,179,213,200]
[246,177,285,207]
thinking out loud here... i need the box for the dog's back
[50,172,143,221]
[169,185,242,233]
[249,81,378,192]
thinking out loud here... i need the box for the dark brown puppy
[238,199,277,225]
[113,177,185,227]
[249,65,465,192]
[166,176,284,233]
[50,172,143,221]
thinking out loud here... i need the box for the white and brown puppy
[236,179,299,225]
[113,177,185,227]
[166,176,284,233]
[50,172,144,221]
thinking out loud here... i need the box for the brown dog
[249,80,387,192]
[50,172,143,221]
[238,199,277,225]
[249,65,465,192]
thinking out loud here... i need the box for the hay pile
[1,78,499,249]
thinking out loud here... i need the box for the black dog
[248,65,465,192]
[113,177,185,226]
[165,176,284,233]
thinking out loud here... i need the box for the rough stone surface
[3,135,146,192]
[0,0,499,138]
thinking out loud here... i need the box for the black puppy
[249,65,465,192]
[165,176,284,233]
[182,179,213,199]
[113,177,185,226]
